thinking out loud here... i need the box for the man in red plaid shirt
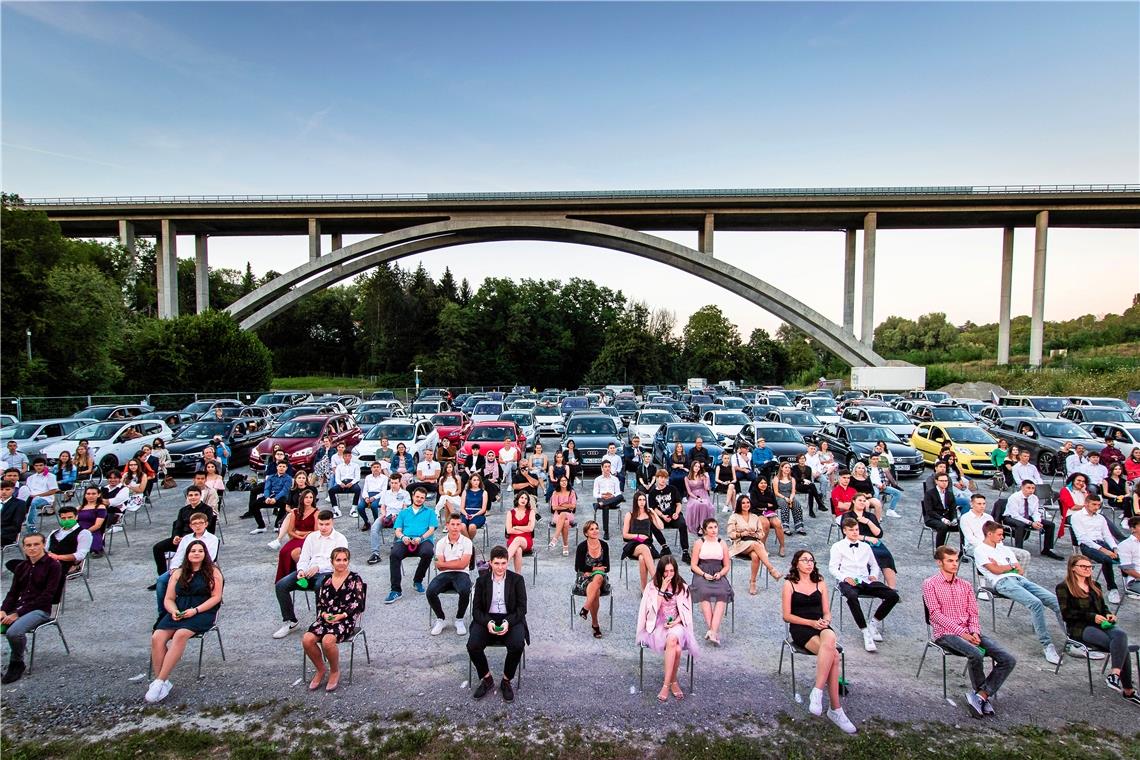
[922,544,1017,718]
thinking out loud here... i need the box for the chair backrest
[1036,483,1055,504]
[1065,514,1078,546]
[921,599,935,638]
[991,498,1008,521]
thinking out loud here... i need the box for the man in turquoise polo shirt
[385,486,438,603]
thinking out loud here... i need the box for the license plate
[896,464,915,472]
[584,457,602,465]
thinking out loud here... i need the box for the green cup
[296,577,309,589]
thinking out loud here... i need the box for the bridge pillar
[860,212,877,346]
[157,220,179,318]
[331,232,343,252]
[195,234,210,313]
[698,213,714,254]
[842,229,856,334]
[118,220,136,255]
[1029,211,1048,367]
[308,218,321,260]
[997,227,1014,365]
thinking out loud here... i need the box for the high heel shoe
[578,607,589,621]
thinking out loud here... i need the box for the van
[604,384,635,397]
[686,377,707,392]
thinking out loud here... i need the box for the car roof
[289,414,337,423]
[921,421,982,429]
[23,417,94,425]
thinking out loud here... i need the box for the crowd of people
[1,426,1138,729]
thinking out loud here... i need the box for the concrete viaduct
[27,185,1140,367]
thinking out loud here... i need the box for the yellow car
[910,422,998,476]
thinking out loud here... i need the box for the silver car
[0,418,98,458]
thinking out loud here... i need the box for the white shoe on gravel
[862,629,877,652]
[332,507,342,519]
[430,619,447,636]
[826,707,857,734]
[156,680,172,703]
[144,678,165,703]
[1043,644,1061,665]
[886,509,901,518]
[272,621,298,639]
[249,527,266,535]
[1108,589,1121,605]
[809,687,824,716]
[267,539,281,550]
[869,619,884,642]
[455,620,467,636]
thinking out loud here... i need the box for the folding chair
[728,553,770,591]
[58,560,93,614]
[426,586,472,629]
[468,648,524,689]
[570,585,614,632]
[148,610,227,681]
[26,603,70,674]
[973,572,1016,632]
[828,583,881,632]
[638,643,694,693]
[915,602,969,700]
[777,623,846,700]
[302,595,370,686]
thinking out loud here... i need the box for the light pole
[414,366,422,398]
[25,328,31,361]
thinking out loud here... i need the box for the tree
[681,305,741,380]
[739,328,789,385]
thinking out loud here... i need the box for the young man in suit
[467,544,528,702]
[922,472,960,559]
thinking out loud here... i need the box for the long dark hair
[785,549,822,584]
[653,555,686,595]
[177,539,218,596]
[631,491,650,519]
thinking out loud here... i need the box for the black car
[763,409,823,440]
[734,422,808,472]
[813,422,925,477]
[986,417,1104,476]
[166,419,269,473]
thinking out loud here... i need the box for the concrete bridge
[27,185,1140,367]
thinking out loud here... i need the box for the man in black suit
[0,481,28,549]
[467,544,528,702]
[922,472,960,559]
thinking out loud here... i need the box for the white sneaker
[862,629,877,652]
[109,525,123,533]
[455,620,467,636]
[272,621,298,639]
[249,527,266,535]
[808,687,824,716]
[868,619,884,642]
[826,707,857,734]
[886,509,901,518]
[1043,644,1061,665]
[267,539,281,550]
[144,678,165,703]
[156,680,173,703]
[332,506,342,519]
[431,619,447,636]
[1108,589,1122,605]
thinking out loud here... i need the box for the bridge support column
[698,213,714,254]
[195,234,210,313]
[860,212,877,347]
[118,220,136,255]
[157,220,179,318]
[997,227,1014,365]
[1029,211,1048,367]
[330,232,343,252]
[842,229,856,334]
[308,218,321,260]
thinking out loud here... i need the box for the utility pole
[25,328,31,362]
[414,366,422,398]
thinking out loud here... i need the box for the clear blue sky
[3,1,1137,337]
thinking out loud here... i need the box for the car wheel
[99,454,119,474]
[847,454,859,471]
[1037,451,1057,477]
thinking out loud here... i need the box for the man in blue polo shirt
[242,460,291,533]
[385,486,438,604]
[751,436,775,477]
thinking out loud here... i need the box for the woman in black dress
[792,454,824,518]
[621,491,664,590]
[574,520,611,639]
[303,547,366,692]
[781,549,853,732]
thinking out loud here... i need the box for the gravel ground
[3,440,1138,740]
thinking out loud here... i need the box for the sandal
[548,539,558,550]
[592,625,602,639]
[578,607,589,621]
[657,686,670,703]
[670,682,684,700]
[749,582,758,596]
[562,545,569,556]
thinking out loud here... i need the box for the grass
[5,718,1139,760]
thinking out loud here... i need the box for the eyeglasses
[1074,563,1094,570]
[797,558,815,564]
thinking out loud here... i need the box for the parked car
[248,414,360,473]
[797,396,840,424]
[560,396,589,419]
[253,391,312,406]
[1057,405,1133,425]
[702,409,752,448]
[181,398,243,419]
[0,418,97,458]
[976,404,1044,429]
[409,399,448,422]
[733,422,808,466]
[951,399,991,422]
[1080,422,1140,459]
[368,390,399,402]
[533,403,566,437]
[907,390,952,404]
[910,422,998,476]
[908,402,977,425]
[133,411,197,437]
[996,395,1067,419]
[354,417,439,467]
[1068,396,1133,413]
[496,411,537,450]
[269,404,343,429]
[430,412,471,447]
[470,400,506,425]
[757,391,795,409]
[560,415,623,473]
[869,392,903,404]
[416,387,453,402]
[812,422,925,477]
[167,419,270,473]
[650,422,724,470]
[70,404,153,422]
[0,415,18,427]
[42,419,175,472]
[986,417,1104,476]
[629,410,678,448]
[457,421,526,469]
[841,405,915,440]
[613,398,641,425]
[762,409,823,440]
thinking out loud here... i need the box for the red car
[248,414,361,472]
[431,411,472,447]
[457,421,526,468]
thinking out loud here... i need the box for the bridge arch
[225,218,886,367]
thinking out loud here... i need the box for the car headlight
[292,447,313,458]
[955,446,972,456]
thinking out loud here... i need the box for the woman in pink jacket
[636,555,699,702]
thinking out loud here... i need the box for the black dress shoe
[500,678,515,702]
[2,661,25,684]
[367,553,381,565]
[472,675,495,700]
[146,583,157,591]
[1042,550,1064,560]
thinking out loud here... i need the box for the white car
[533,404,566,436]
[408,399,447,422]
[498,411,537,450]
[798,396,841,424]
[702,410,752,448]
[352,417,439,466]
[0,417,98,458]
[630,410,677,449]
[470,401,505,424]
[1080,421,1140,459]
[509,399,537,411]
[41,419,174,471]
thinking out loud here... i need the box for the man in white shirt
[828,517,901,652]
[868,454,903,518]
[1118,516,1140,599]
[2,442,28,474]
[1070,494,1123,604]
[273,510,347,637]
[44,504,91,599]
[1010,450,1043,486]
[1065,444,1088,480]
[961,494,1032,569]
[427,513,474,636]
[358,461,389,530]
[3,468,31,502]
[1002,480,1062,559]
[974,521,1064,664]
[601,443,623,489]
[732,443,754,494]
[1083,451,1108,492]
[24,459,59,532]
[326,450,361,518]
[592,460,624,541]
[415,448,441,494]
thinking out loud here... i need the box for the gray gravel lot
[3,440,1138,738]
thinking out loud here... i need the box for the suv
[42,419,174,471]
[0,418,97,458]
[248,414,360,472]
[997,395,1067,418]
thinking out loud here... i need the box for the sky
[2,1,1138,340]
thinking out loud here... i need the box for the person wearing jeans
[1,533,61,684]
[427,514,473,635]
[974,521,1064,664]
[868,455,902,517]
[272,511,346,639]
[922,545,1017,717]
[24,459,59,532]
[385,487,438,603]
[1071,494,1124,604]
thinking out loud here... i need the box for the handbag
[162,475,177,489]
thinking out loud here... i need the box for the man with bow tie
[828,516,901,652]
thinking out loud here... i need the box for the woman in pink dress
[636,555,699,702]
[683,461,713,536]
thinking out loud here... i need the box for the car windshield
[372,424,414,441]
[0,424,41,439]
[1028,397,1066,412]
[254,394,288,405]
[178,422,229,440]
[847,426,901,443]
[273,421,325,439]
[664,425,715,443]
[1037,421,1093,439]
[1087,398,1131,411]
[512,400,537,410]
[781,412,818,425]
[720,398,746,409]
[766,393,793,407]
[809,399,838,413]
[614,401,638,412]
[754,427,805,443]
[356,411,389,424]
[66,422,123,441]
[925,392,951,403]
[566,418,618,436]
[468,426,511,442]
[411,403,438,414]
[183,401,215,415]
[931,407,974,422]
[500,413,533,426]
[669,402,688,413]
[1003,408,1041,418]
[432,414,463,426]
[637,413,672,425]
[868,410,910,425]
[76,407,115,420]
[1082,409,1130,422]
[534,406,561,417]
[473,403,503,415]
[277,407,318,422]
[713,412,749,426]
[948,427,996,444]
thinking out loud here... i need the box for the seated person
[548,475,578,556]
[44,505,92,598]
[622,492,664,592]
[828,517,901,653]
[636,555,698,703]
[0,481,28,549]
[1084,451,1108,494]
[0,533,60,684]
[713,452,736,514]
[782,549,854,733]
[1071,494,1125,605]
[1010,450,1044,486]
[146,540,223,703]
[509,455,538,501]
[975,521,1064,665]
[25,458,59,532]
[829,471,856,520]
[242,459,291,533]
[480,452,504,504]
[358,462,389,531]
[922,546,1017,717]
[727,495,781,595]
[390,443,415,488]
[591,460,624,542]
[849,494,897,588]
[327,449,361,518]
[272,510,347,639]
[274,488,319,581]
[150,486,215,582]
[456,473,489,551]
[505,492,536,576]
[468,545,529,702]
[1058,473,1091,538]
[749,477,785,556]
[575,520,611,639]
[921,472,960,560]
[1119,516,1140,599]
[961,494,1030,568]
[414,448,441,495]
[648,468,690,563]
[427,514,474,636]
[1002,480,1062,559]
[152,510,219,617]
[384,486,437,604]
[636,450,658,493]
[1057,555,1139,706]
[302,547,366,693]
